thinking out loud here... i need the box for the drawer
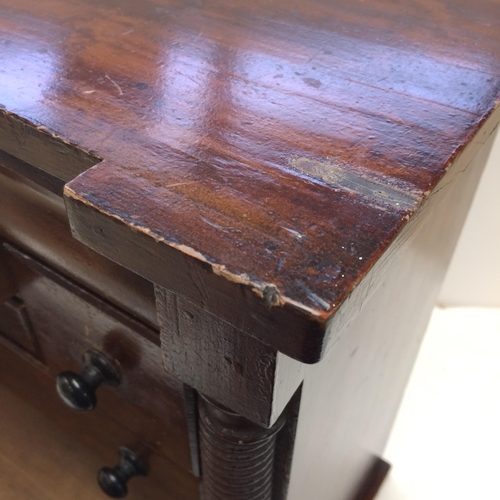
[1,243,196,475]
[0,341,200,500]
[0,159,158,329]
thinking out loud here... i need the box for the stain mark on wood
[289,157,420,210]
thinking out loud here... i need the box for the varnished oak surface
[1,0,499,361]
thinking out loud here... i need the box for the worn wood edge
[0,110,100,182]
[64,107,499,326]
[65,198,325,363]
[64,103,499,364]
[65,181,320,317]
[322,102,500,357]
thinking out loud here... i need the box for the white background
[439,130,500,307]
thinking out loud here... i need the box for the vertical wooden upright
[198,396,285,500]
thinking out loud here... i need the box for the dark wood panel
[0,0,498,361]
[156,287,304,426]
[0,149,65,195]
[0,341,200,500]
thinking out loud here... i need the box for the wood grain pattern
[156,286,304,426]
[0,383,112,500]
[1,0,499,363]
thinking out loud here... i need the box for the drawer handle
[56,349,121,411]
[98,447,149,498]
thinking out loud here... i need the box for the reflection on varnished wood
[0,0,499,362]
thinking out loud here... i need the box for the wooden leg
[350,457,391,500]
[198,395,285,500]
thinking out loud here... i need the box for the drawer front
[0,341,200,500]
[2,244,195,474]
[0,161,158,329]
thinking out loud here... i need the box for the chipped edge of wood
[0,109,100,159]
[64,101,500,325]
[64,186,322,319]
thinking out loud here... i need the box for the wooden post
[198,395,285,500]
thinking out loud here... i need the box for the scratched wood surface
[0,0,499,361]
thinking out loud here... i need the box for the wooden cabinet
[0,0,499,499]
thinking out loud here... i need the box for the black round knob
[56,350,120,411]
[98,447,149,498]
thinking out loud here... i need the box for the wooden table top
[1,0,499,362]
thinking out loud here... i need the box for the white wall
[439,129,500,307]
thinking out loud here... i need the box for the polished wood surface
[1,3,499,499]
[1,0,498,362]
